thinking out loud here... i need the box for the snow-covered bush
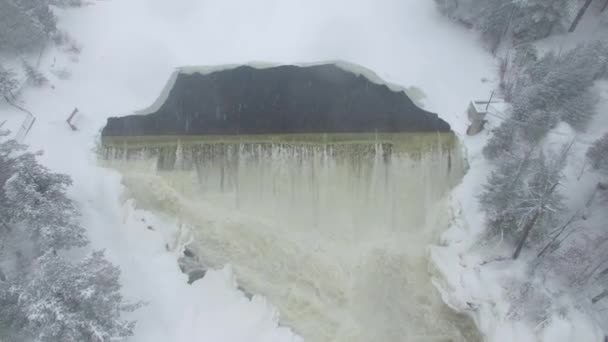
[0,132,137,341]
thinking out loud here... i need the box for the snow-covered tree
[511,0,571,43]
[556,90,599,131]
[485,43,607,161]
[16,251,137,342]
[501,43,538,98]
[483,120,523,161]
[587,133,608,176]
[1,135,87,253]
[434,0,575,51]
[511,43,606,133]
[0,0,84,54]
[479,155,528,237]
[0,65,18,99]
[22,60,48,87]
[480,145,567,259]
[49,0,84,7]
[0,0,57,53]
[0,132,137,341]
[477,0,520,53]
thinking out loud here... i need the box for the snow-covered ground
[0,0,509,341]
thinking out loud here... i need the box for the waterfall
[101,132,479,342]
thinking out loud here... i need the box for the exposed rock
[187,269,206,285]
[102,64,450,136]
[178,246,207,285]
[183,247,195,258]
[237,285,254,300]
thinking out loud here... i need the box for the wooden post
[485,90,495,112]
[592,288,608,304]
[24,117,36,137]
[66,107,78,131]
[569,0,594,33]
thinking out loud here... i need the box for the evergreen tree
[479,155,528,237]
[513,43,606,132]
[0,0,57,53]
[3,150,87,252]
[17,251,137,342]
[0,65,18,98]
[483,120,520,161]
[486,42,607,161]
[511,0,571,43]
[0,132,137,341]
[22,60,48,87]
[434,0,575,50]
[476,0,517,52]
[480,146,567,258]
[587,133,608,176]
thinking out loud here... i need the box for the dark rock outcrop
[102,64,450,136]
[178,247,207,285]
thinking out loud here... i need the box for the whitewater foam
[101,133,479,342]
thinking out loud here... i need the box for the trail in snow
[1,0,496,340]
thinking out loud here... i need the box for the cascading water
[101,132,480,342]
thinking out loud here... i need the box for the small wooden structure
[466,101,490,135]
[15,113,36,142]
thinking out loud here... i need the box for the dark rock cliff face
[102,64,450,136]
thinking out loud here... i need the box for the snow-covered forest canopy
[0,0,82,99]
[435,0,579,52]
[1,0,608,341]
[436,0,608,339]
[0,1,137,341]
